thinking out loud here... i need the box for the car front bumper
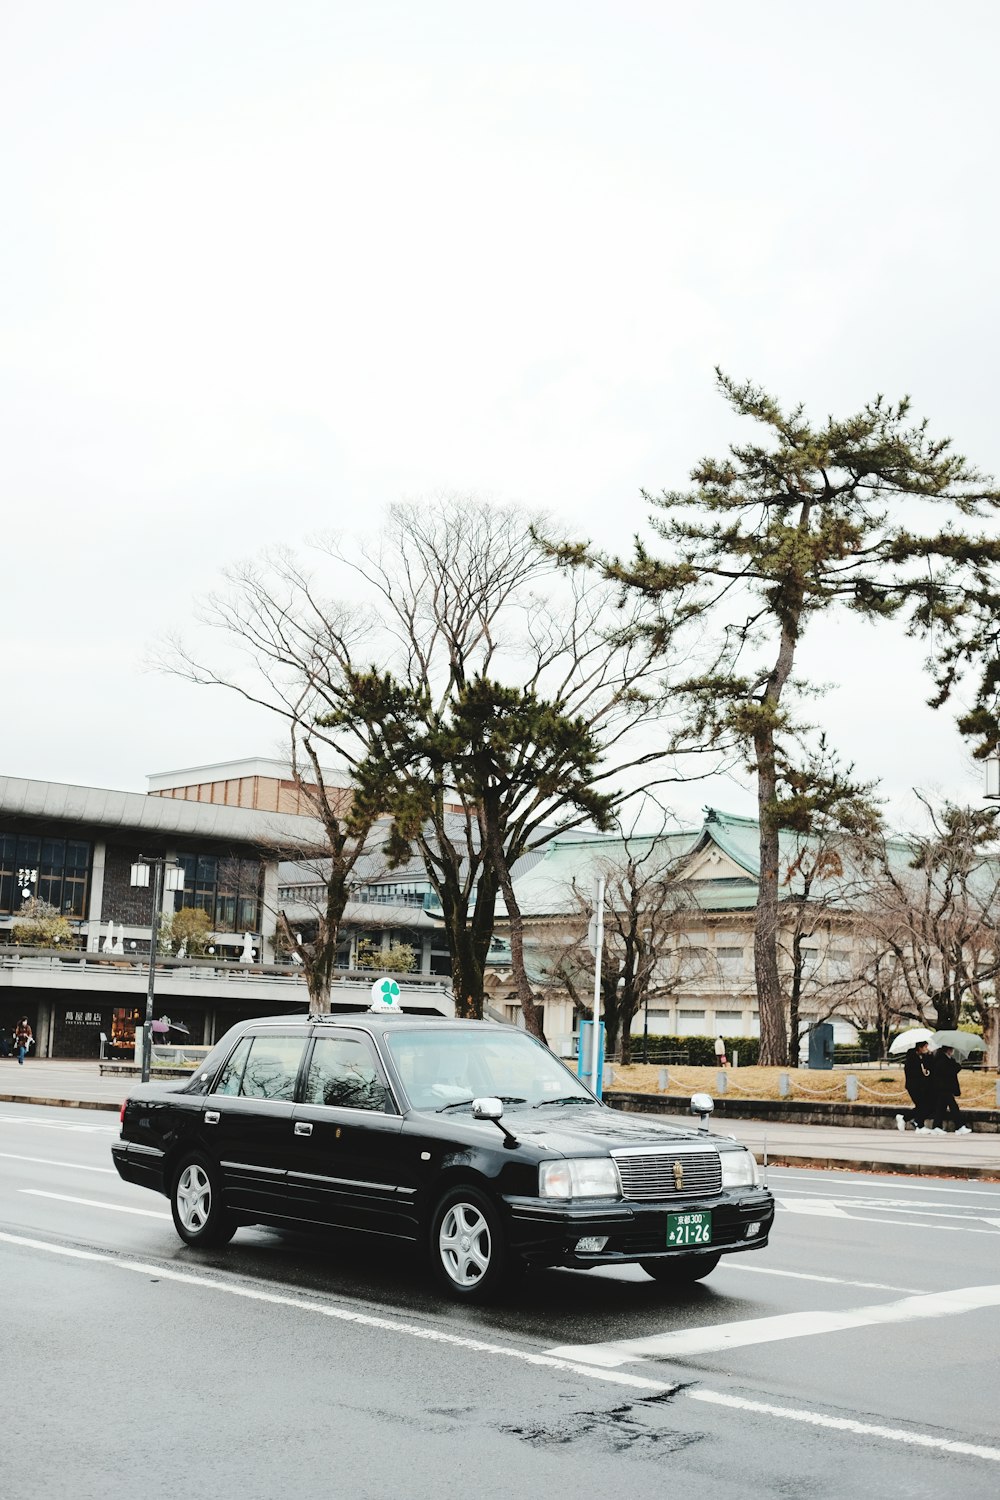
[503,1188,775,1268]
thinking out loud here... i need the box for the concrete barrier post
[658,1068,669,1091]
[846,1074,859,1102]
[603,1064,615,1091]
[778,1073,790,1098]
[716,1070,727,1094]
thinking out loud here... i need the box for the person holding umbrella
[895,1039,933,1132]
[929,1043,971,1134]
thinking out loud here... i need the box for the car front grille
[611,1148,722,1200]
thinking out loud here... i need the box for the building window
[716,947,744,981]
[0,833,91,917]
[174,853,263,933]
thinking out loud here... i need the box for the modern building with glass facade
[0,769,453,1059]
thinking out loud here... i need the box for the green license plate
[666,1210,713,1247]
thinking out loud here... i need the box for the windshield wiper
[532,1095,594,1109]
[435,1095,527,1113]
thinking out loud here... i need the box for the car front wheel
[170,1154,236,1248]
[430,1185,510,1301]
[640,1251,721,1284]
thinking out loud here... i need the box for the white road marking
[782,1191,994,1211]
[547,1283,1000,1366]
[0,1231,670,1394]
[770,1171,1000,1200]
[722,1264,923,1294]
[0,1152,115,1174]
[20,1190,169,1220]
[823,1215,1000,1237]
[777,1195,998,1225]
[0,1116,116,1134]
[687,1389,1000,1463]
[776,1198,849,1217]
[0,1231,995,1464]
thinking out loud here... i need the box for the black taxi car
[112,1008,774,1300]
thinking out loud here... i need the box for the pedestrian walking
[896,1040,933,1132]
[13,1017,33,1066]
[714,1034,728,1068]
[929,1044,971,1134]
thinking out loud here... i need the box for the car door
[204,1030,308,1222]
[288,1030,407,1237]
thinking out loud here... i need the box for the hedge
[631,1034,761,1067]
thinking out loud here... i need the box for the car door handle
[294,1122,313,1137]
[205,1110,220,1125]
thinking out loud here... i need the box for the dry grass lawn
[610,1062,1000,1108]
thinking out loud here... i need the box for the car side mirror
[473,1096,518,1148]
[690,1092,715,1134]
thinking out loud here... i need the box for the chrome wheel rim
[439,1202,491,1287]
[176,1164,212,1233]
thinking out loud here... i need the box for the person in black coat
[895,1041,933,1132]
[929,1045,971,1134]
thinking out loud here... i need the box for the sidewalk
[2,1060,998,1180]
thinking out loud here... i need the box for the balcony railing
[0,945,451,990]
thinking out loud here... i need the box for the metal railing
[0,945,452,991]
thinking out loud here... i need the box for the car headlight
[539,1158,621,1199]
[721,1149,759,1188]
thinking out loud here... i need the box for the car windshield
[384,1027,596,1113]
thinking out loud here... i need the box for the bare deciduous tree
[857,800,1000,1047]
[164,496,695,1033]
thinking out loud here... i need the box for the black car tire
[170,1153,236,1248]
[429,1184,510,1301]
[640,1251,721,1283]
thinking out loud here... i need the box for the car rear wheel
[640,1251,721,1284]
[430,1185,510,1301]
[170,1153,236,1248]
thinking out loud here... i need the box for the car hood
[503,1104,724,1155]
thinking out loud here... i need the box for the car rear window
[213,1034,305,1102]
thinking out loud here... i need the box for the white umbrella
[929,1030,986,1055]
[888,1027,934,1055]
[101,921,115,955]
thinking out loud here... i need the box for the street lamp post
[130,856,184,1083]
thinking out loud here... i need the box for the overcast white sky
[2,1,997,828]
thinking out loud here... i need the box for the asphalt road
[2,1104,999,1500]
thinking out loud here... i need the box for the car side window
[213,1036,252,1096]
[304,1035,390,1113]
[238,1035,306,1102]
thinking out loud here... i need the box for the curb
[765,1153,1000,1182]
[0,1094,120,1113]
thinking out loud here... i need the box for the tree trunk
[984,1005,1000,1070]
[755,729,789,1066]
[788,941,802,1069]
[931,989,959,1031]
[484,823,545,1040]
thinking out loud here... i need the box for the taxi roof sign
[369,976,402,1011]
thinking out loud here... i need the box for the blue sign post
[578,1020,606,1100]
